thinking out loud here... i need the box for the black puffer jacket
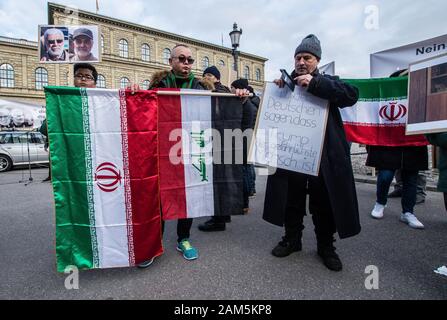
[366,145,428,171]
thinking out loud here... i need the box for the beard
[48,46,63,58]
[75,48,91,58]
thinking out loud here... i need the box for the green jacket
[426,133,447,192]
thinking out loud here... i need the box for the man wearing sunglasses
[263,34,361,272]
[40,28,68,62]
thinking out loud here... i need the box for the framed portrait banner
[38,25,100,64]
[407,53,447,135]
[248,82,329,176]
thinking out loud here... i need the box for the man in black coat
[263,34,361,271]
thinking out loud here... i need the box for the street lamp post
[229,22,242,78]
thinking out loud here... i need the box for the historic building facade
[0,2,267,105]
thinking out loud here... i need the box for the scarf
[165,71,195,89]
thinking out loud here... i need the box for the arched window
[119,39,129,58]
[256,68,261,81]
[0,64,14,88]
[141,43,150,62]
[163,48,171,64]
[218,60,225,68]
[120,77,130,89]
[202,56,209,70]
[97,74,106,88]
[35,67,48,90]
[141,80,150,90]
[244,66,250,80]
[101,35,105,54]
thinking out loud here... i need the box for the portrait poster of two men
[38,25,100,63]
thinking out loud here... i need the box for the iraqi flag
[45,87,162,272]
[340,77,427,146]
[158,89,244,220]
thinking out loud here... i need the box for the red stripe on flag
[343,123,428,147]
[157,89,188,220]
[124,90,163,265]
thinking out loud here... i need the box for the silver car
[0,131,49,172]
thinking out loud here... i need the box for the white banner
[0,99,46,130]
[371,34,447,78]
[320,61,335,76]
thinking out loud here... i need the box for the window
[218,60,225,68]
[141,80,150,90]
[202,56,209,70]
[0,64,14,88]
[163,48,171,64]
[35,67,48,90]
[97,74,106,88]
[120,77,130,89]
[244,66,250,80]
[141,43,150,62]
[256,68,261,81]
[101,35,104,54]
[119,39,129,58]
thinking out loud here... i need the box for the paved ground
[0,167,446,300]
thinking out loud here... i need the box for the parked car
[0,131,49,172]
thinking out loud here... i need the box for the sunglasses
[48,39,64,45]
[174,55,195,65]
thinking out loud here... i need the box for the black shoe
[198,220,226,232]
[42,176,51,182]
[317,247,343,272]
[415,194,425,205]
[271,237,302,257]
[388,189,402,198]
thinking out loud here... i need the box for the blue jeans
[376,169,418,214]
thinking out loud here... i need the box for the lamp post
[229,22,242,78]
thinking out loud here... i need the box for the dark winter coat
[365,146,428,171]
[426,133,447,192]
[263,70,361,239]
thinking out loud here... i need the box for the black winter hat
[203,66,221,80]
[295,34,322,60]
[231,78,249,89]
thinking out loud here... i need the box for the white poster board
[249,82,329,176]
[406,53,447,135]
[371,34,447,78]
[38,25,100,63]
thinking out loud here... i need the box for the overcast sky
[0,0,445,79]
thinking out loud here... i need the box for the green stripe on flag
[45,86,97,272]
[343,77,408,101]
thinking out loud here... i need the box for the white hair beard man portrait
[40,28,68,62]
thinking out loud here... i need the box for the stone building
[0,2,267,105]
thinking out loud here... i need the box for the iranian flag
[341,77,427,146]
[45,87,162,272]
[158,89,244,220]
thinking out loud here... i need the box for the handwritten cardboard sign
[249,82,329,176]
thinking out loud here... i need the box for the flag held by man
[45,87,163,272]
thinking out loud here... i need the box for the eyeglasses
[74,74,95,81]
[48,39,64,45]
[173,55,195,65]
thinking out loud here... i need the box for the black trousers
[284,172,336,247]
[162,218,193,243]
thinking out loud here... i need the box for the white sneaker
[400,212,424,229]
[371,202,385,219]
